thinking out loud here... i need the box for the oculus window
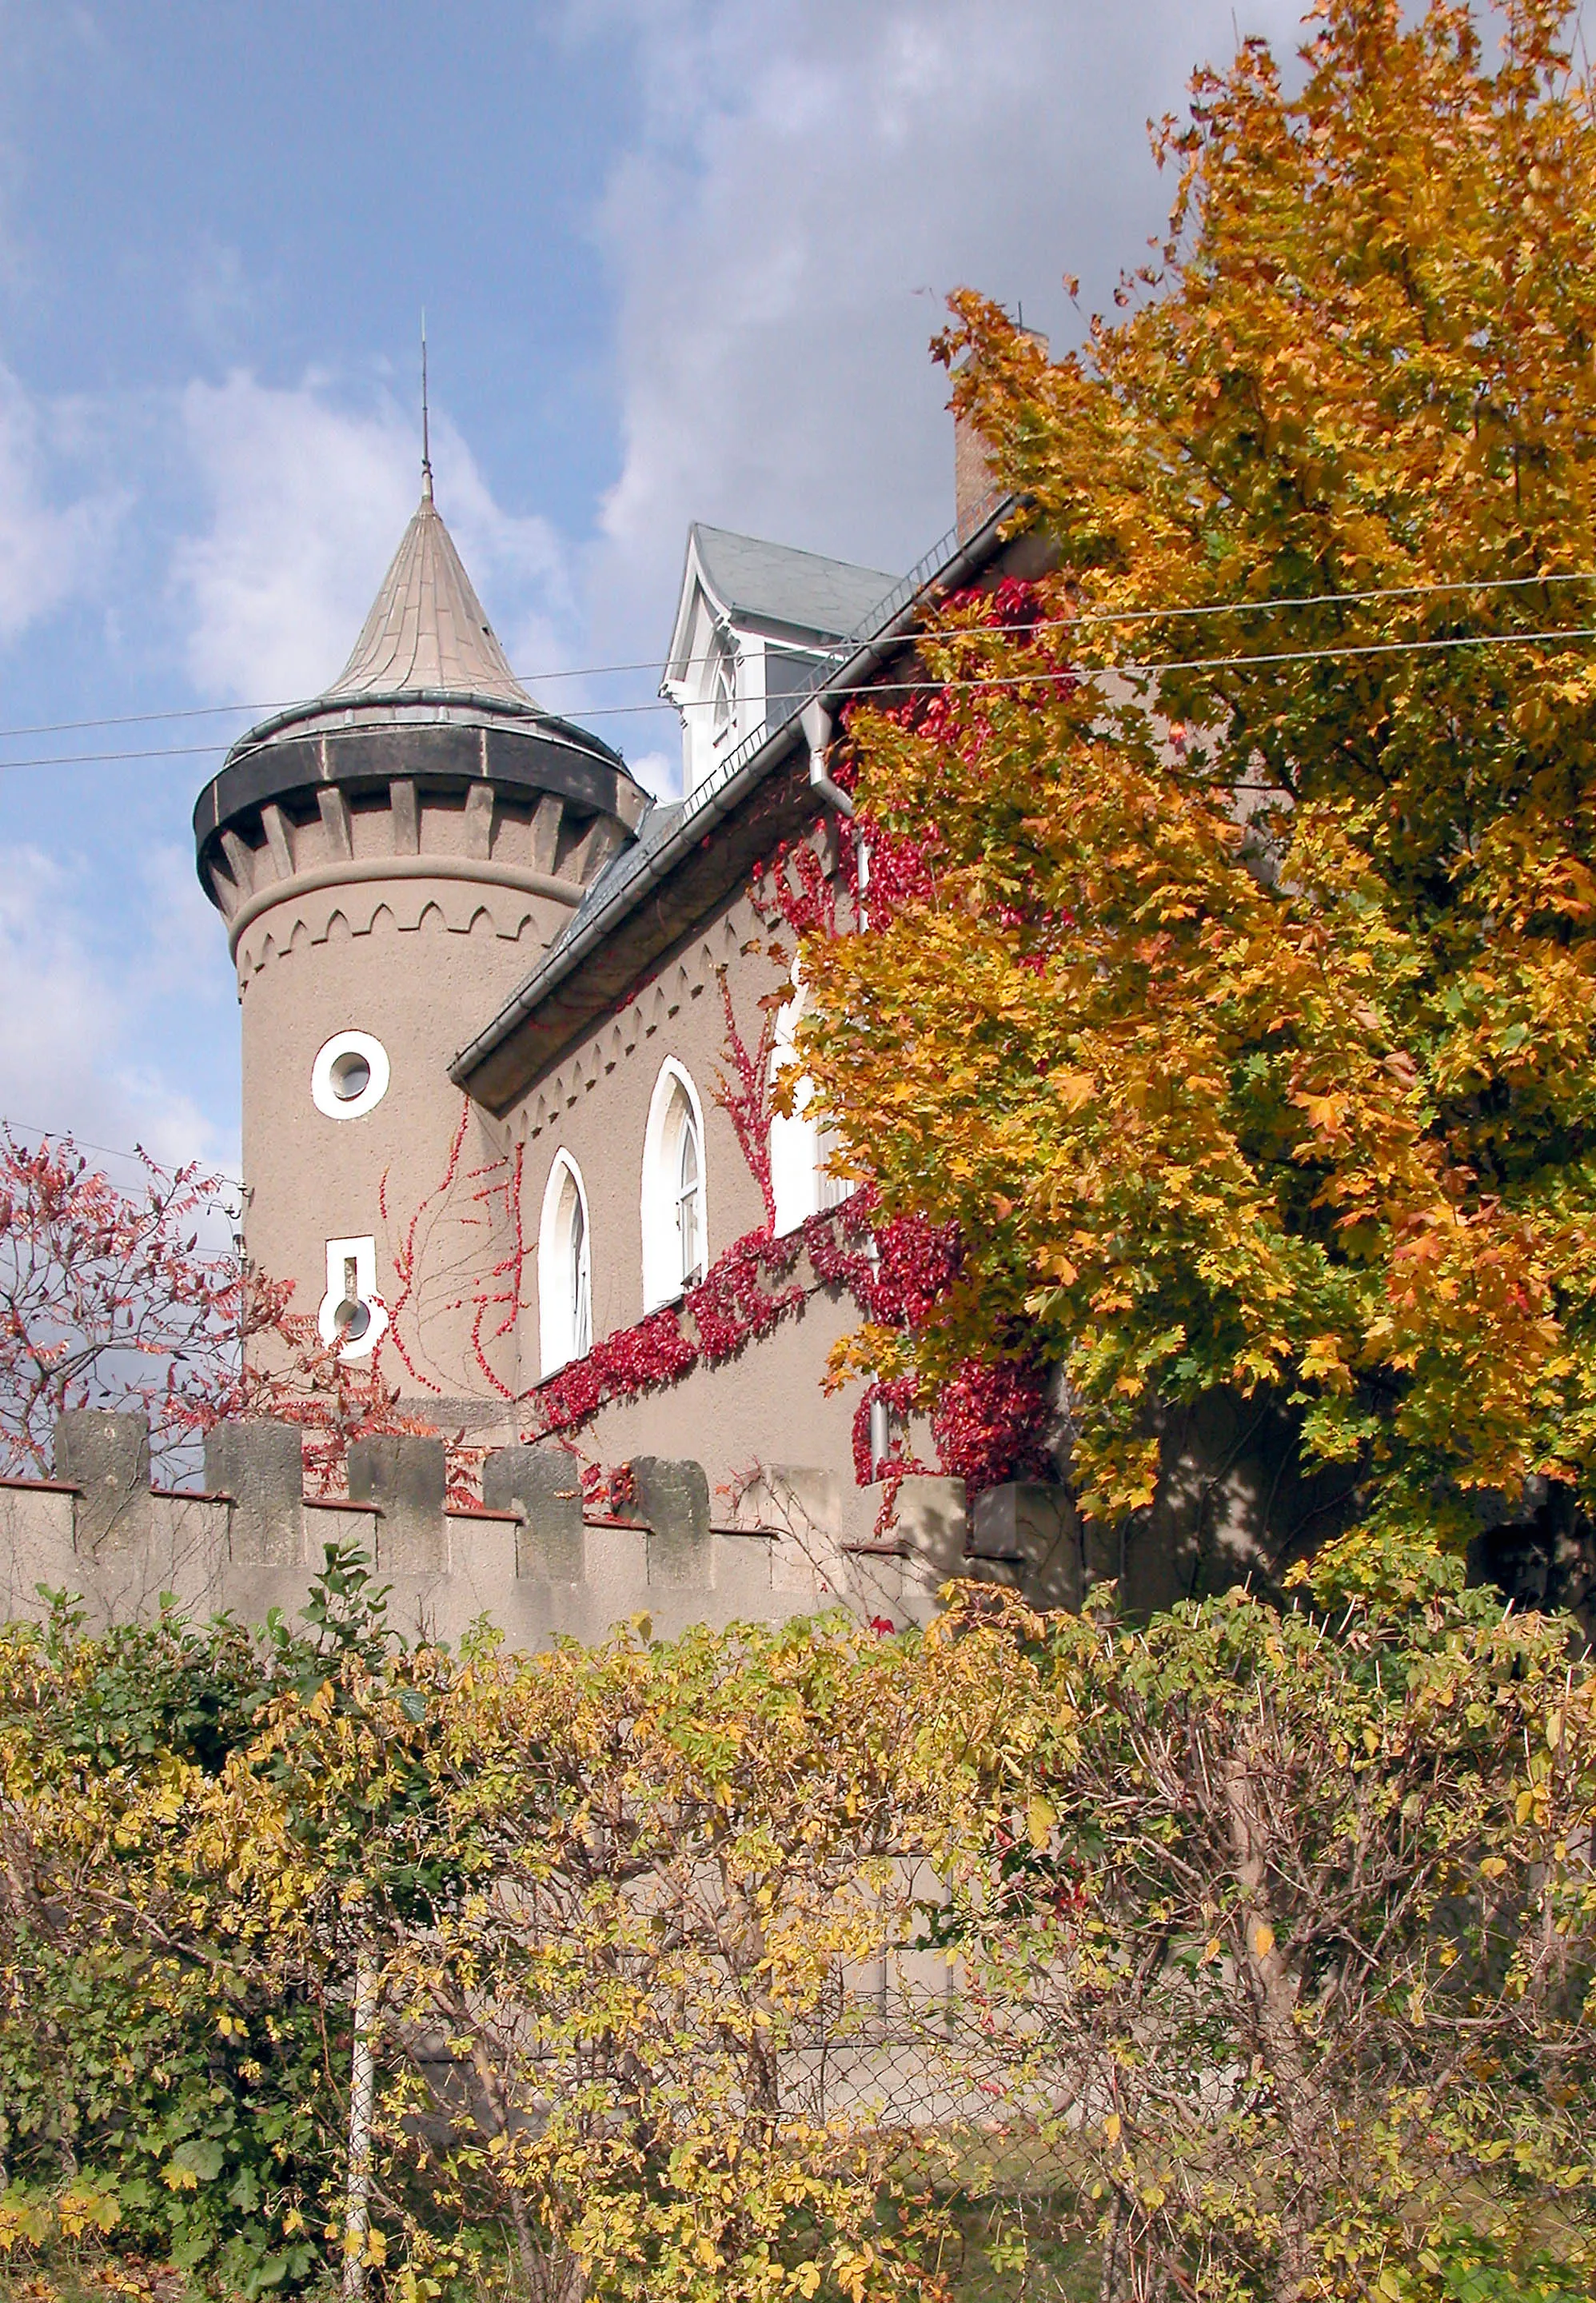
[312,1031,389,1121]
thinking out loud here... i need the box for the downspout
[801,697,852,817]
[804,700,888,1483]
[801,696,868,921]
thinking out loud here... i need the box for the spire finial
[421,310,433,503]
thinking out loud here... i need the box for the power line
[994,566,1596,632]
[0,740,236,772]
[0,1116,243,1188]
[1034,620,1596,685]
[2,567,1596,752]
[6,620,1596,774]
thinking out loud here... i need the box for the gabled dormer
[660,523,900,797]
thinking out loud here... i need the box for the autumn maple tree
[789,0,1596,1592]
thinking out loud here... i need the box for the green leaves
[929,1576,1596,2298]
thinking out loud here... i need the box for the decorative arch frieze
[235,879,549,976]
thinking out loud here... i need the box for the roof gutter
[447,720,804,1088]
[447,493,1019,1091]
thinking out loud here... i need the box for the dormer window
[711,637,738,747]
[662,525,901,799]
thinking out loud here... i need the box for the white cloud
[0,844,228,1175]
[184,237,259,361]
[575,0,1307,663]
[172,372,576,707]
[429,409,577,688]
[138,841,229,998]
[625,748,676,798]
[171,373,420,704]
[0,362,122,644]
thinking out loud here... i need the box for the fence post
[341,1951,378,2303]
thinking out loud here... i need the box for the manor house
[190,417,1044,1562]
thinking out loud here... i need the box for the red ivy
[529,1207,865,1440]
[515,578,1073,1504]
[850,1374,931,1487]
[534,1305,698,1433]
[932,1353,1053,1494]
[581,1459,640,1517]
[712,968,779,1230]
[867,1215,960,1330]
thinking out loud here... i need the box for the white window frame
[641,1059,709,1309]
[537,1151,593,1378]
[317,1234,390,1362]
[770,975,852,1236]
[709,633,739,750]
[311,1030,390,1121]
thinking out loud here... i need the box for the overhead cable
[3,567,1596,750]
[0,1116,243,1187]
[7,621,1596,772]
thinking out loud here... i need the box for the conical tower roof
[323,477,534,708]
[195,473,646,926]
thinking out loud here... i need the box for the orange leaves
[786,0,1596,1570]
[1293,1088,1355,1146]
[1299,1333,1355,1393]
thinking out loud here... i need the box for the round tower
[193,475,646,1424]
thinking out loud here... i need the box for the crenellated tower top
[190,484,647,1419]
[193,487,645,966]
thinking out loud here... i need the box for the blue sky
[0,0,1311,1180]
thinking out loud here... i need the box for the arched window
[675,1104,703,1283]
[642,1060,708,1308]
[567,1188,593,1359]
[770,972,854,1236]
[537,1152,592,1378]
[710,637,737,748]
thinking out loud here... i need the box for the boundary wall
[0,1412,1083,1645]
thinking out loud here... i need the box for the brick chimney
[954,329,1048,543]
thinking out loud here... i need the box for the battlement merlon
[0,1411,1077,1645]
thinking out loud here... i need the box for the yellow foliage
[788,0,1596,1570]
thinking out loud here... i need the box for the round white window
[311,1030,389,1121]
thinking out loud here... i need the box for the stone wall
[0,1411,1083,1645]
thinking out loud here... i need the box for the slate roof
[192,478,640,895]
[564,799,688,939]
[324,479,534,708]
[451,494,1023,1109]
[690,525,901,640]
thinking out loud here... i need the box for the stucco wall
[571,1282,870,1535]
[506,874,874,1512]
[513,884,775,1330]
[0,1412,1047,1647]
[219,756,636,1432]
[240,900,542,1419]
